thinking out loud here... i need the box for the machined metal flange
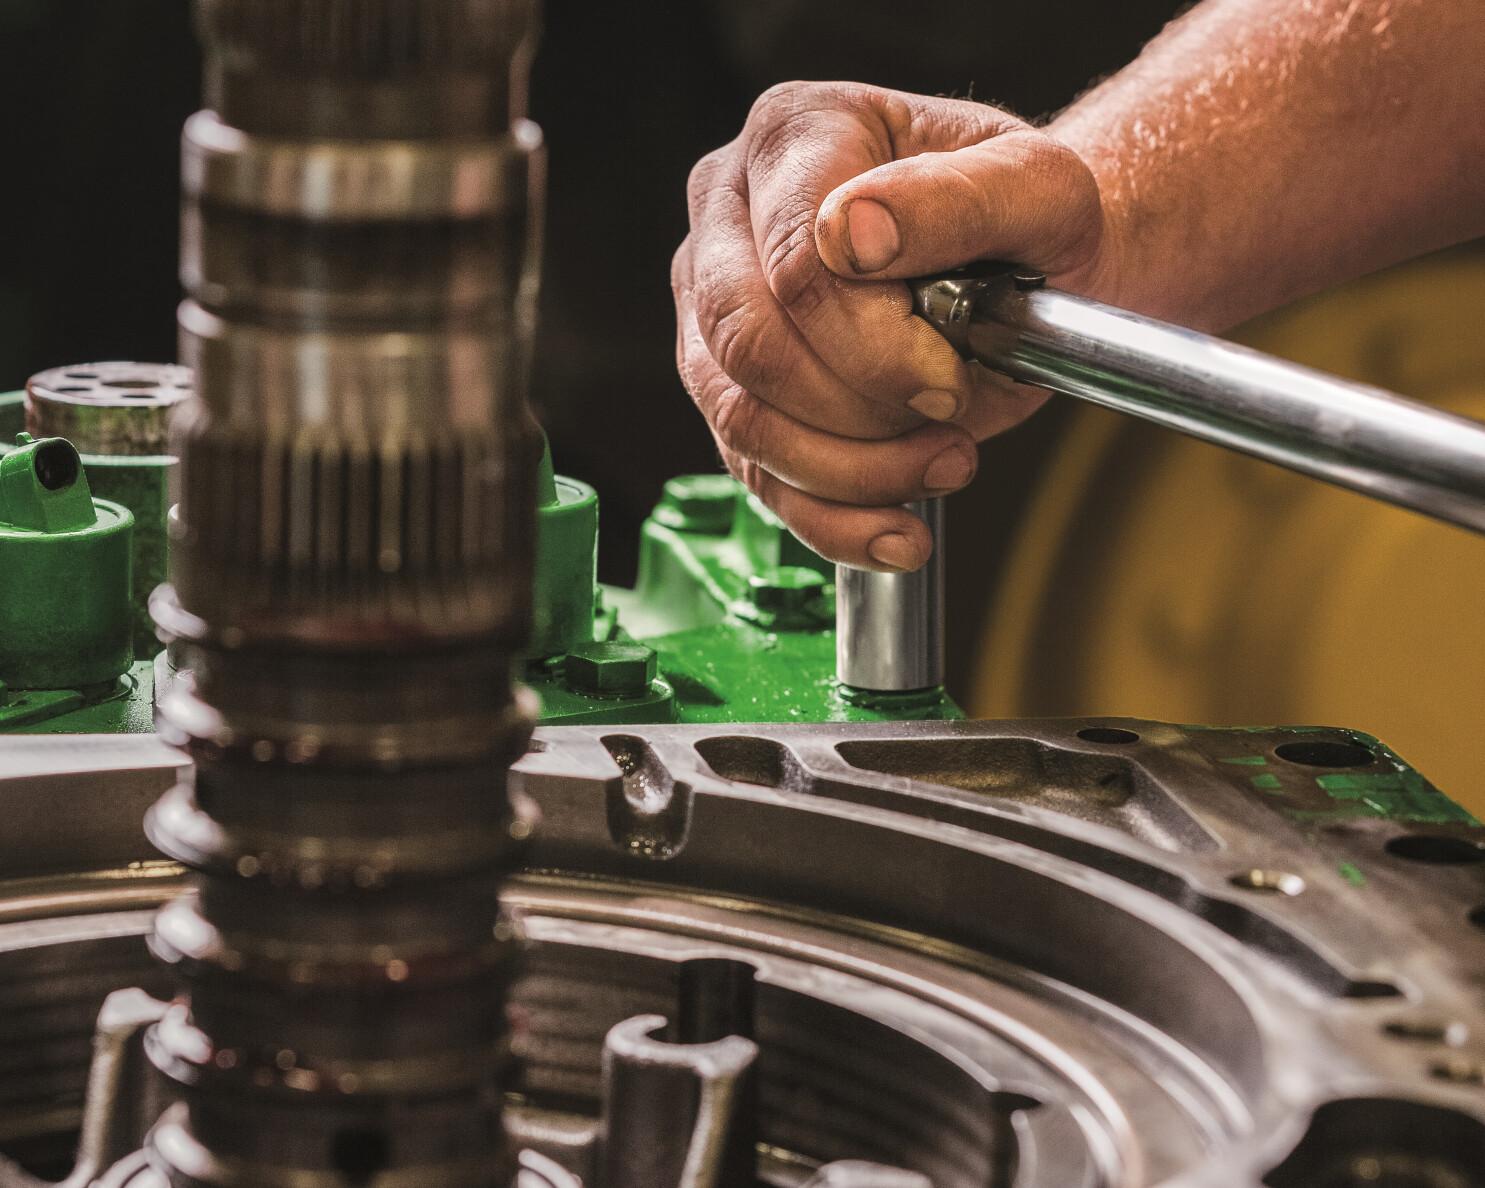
[0,722,1481,1185]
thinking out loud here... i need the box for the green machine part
[1,375,957,732]
[0,432,141,728]
[531,437,599,659]
[0,377,175,734]
[19,364,186,658]
[527,467,960,725]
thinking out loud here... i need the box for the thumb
[814,125,1104,282]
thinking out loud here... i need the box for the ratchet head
[909,263,1045,360]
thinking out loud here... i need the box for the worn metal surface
[25,366,190,459]
[0,721,1480,1185]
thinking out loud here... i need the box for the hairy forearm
[1050,0,1485,330]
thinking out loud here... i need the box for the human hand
[673,81,1115,570]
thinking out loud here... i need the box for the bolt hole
[1230,869,1305,896]
[121,391,158,399]
[101,378,159,390]
[1274,740,1375,768]
[53,385,93,394]
[1077,727,1140,745]
[1469,906,1485,932]
[330,1129,389,1186]
[1429,1057,1485,1086]
[63,371,98,380]
[1384,1018,1467,1045]
[33,441,79,491]
[1384,835,1485,865]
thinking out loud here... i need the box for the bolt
[748,566,826,615]
[563,642,657,698]
[653,475,738,535]
[1011,269,1046,291]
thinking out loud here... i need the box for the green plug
[0,433,134,690]
[0,434,97,532]
[532,434,600,660]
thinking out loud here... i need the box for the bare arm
[1054,0,1485,330]
[673,0,1485,570]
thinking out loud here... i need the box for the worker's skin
[671,0,1485,571]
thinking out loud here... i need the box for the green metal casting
[1,390,172,657]
[522,454,960,725]
[0,392,166,734]
[0,432,133,692]
[0,399,1474,831]
[596,474,959,725]
[0,397,958,731]
[532,436,599,659]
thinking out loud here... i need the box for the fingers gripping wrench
[835,263,1485,693]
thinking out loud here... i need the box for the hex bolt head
[563,641,658,698]
[748,566,827,615]
[653,474,738,535]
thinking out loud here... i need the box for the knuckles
[669,240,691,304]
[684,149,732,218]
[711,388,769,460]
[760,221,831,318]
[746,80,818,129]
[691,283,787,392]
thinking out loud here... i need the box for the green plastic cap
[533,435,600,659]
[0,434,97,532]
[0,433,134,689]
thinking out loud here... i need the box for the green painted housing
[528,471,960,725]
[0,388,1476,834]
[0,433,133,693]
[609,476,958,723]
[0,388,956,733]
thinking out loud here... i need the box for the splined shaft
[144,2,543,1185]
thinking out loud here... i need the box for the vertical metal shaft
[835,499,945,693]
[143,2,543,1185]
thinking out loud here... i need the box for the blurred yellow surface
[971,248,1485,818]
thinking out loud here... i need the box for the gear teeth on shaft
[142,1,543,1183]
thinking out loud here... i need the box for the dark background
[0,0,1182,692]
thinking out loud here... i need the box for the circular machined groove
[0,879,1227,1187]
[183,111,541,221]
[0,721,1483,1188]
